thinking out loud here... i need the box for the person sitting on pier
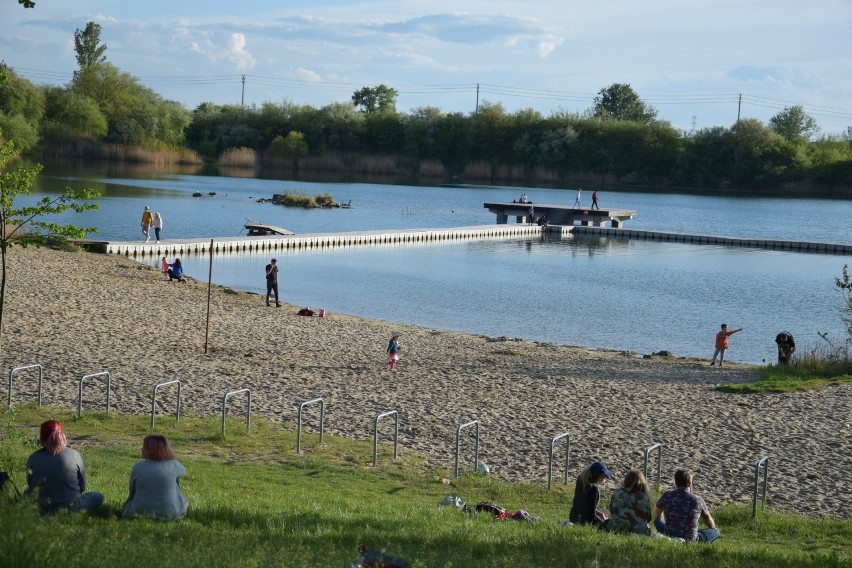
[519,193,529,203]
[167,258,185,283]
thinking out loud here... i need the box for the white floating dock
[88,224,851,257]
[94,224,547,257]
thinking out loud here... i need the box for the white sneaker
[145,237,150,242]
[156,240,160,243]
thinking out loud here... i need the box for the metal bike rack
[373,410,399,467]
[548,432,571,490]
[78,371,111,417]
[151,380,182,428]
[221,388,251,437]
[8,364,43,408]
[753,456,769,518]
[297,397,324,453]
[454,420,480,478]
[643,442,663,489]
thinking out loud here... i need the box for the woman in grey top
[123,435,188,520]
[26,420,104,514]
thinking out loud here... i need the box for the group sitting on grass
[24,420,187,520]
[22,420,717,541]
[568,461,720,543]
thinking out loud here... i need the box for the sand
[2,246,850,519]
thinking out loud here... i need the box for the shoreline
[3,246,850,519]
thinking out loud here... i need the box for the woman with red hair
[122,435,188,520]
[25,420,104,513]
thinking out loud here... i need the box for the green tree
[268,131,308,158]
[592,83,658,124]
[0,64,45,151]
[0,134,99,357]
[74,22,108,72]
[769,105,820,143]
[352,85,398,114]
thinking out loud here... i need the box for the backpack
[475,502,506,517]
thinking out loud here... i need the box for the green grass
[718,349,852,393]
[273,191,335,208]
[1,405,849,567]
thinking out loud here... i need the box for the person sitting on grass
[604,469,652,536]
[168,258,185,282]
[568,461,613,526]
[122,435,188,521]
[654,468,720,543]
[25,420,104,514]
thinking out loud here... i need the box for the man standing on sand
[140,206,154,242]
[573,188,582,208]
[265,259,281,307]
[654,469,720,543]
[710,323,742,366]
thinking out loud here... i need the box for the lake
[31,164,852,364]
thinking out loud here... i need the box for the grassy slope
[1,405,849,568]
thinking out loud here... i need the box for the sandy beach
[3,246,850,519]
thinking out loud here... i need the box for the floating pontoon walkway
[93,224,547,257]
[558,225,852,254]
[89,223,851,258]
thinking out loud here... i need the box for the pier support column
[496,213,508,224]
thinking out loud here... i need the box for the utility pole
[737,93,742,122]
[475,83,479,115]
[241,74,246,107]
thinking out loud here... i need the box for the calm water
[31,165,852,364]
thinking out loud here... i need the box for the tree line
[1,21,851,192]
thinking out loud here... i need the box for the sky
[2,0,851,136]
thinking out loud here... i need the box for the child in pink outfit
[161,256,169,280]
[386,334,401,370]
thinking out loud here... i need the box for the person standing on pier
[573,188,582,208]
[265,258,281,307]
[592,191,600,210]
[153,212,163,243]
[710,323,742,366]
[140,206,154,242]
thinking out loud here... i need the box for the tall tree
[74,22,107,72]
[592,83,658,124]
[352,84,398,114]
[769,105,819,143]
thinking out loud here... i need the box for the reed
[297,155,345,172]
[217,147,258,168]
[532,166,560,182]
[41,140,202,165]
[461,160,492,181]
[418,160,446,178]
[494,163,526,182]
[352,155,398,175]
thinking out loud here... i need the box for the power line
[9,66,852,121]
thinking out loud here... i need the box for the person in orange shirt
[710,323,742,366]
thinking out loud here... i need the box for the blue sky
[2,0,851,135]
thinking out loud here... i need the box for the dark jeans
[155,227,161,240]
[654,518,720,543]
[266,281,279,303]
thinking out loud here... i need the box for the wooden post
[205,239,213,354]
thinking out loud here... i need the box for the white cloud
[296,67,321,81]
[223,33,256,71]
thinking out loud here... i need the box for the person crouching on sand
[386,333,401,370]
[161,256,169,280]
